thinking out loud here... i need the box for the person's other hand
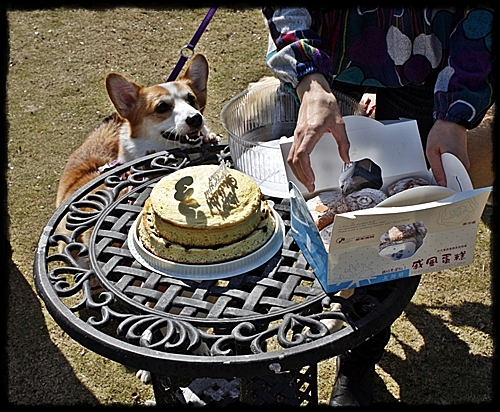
[426,119,469,187]
[288,73,351,192]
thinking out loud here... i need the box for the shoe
[329,354,375,406]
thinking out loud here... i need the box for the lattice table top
[34,143,420,378]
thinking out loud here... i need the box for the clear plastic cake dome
[220,79,364,198]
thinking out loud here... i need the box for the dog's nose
[186,113,202,129]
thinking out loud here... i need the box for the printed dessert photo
[378,221,428,261]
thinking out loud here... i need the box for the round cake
[137,164,276,264]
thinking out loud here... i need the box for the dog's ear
[106,73,141,118]
[181,53,209,105]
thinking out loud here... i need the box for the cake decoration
[204,159,231,200]
[174,176,194,201]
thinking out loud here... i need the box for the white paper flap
[441,152,474,192]
[376,186,456,208]
[280,116,429,194]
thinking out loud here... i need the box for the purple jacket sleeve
[263,7,333,88]
[434,8,495,129]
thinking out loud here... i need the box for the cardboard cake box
[279,116,492,294]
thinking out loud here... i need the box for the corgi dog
[54,52,219,260]
[56,52,218,208]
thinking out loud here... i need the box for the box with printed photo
[280,116,491,294]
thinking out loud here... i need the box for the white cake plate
[128,207,285,280]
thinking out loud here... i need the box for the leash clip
[179,46,195,59]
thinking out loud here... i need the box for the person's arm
[263,7,349,192]
[290,73,350,192]
[263,7,333,94]
[429,7,495,186]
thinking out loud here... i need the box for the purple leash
[166,6,218,82]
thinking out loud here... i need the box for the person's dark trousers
[375,80,435,157]
[329,78,436,406]
[333,77,436,160]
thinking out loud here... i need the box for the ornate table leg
[151,374,184,406]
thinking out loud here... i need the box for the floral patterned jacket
[263,7,495,129]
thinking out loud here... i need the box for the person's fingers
[290,73,353,192]
[287,132,316,192]
[294,146,316,192]
[426,120,469,187]
[332,128,351,164]
[427,149,447,187]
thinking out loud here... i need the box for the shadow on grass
[373,201,495,404]
[373,300,493,405]
[7,254,99,405]
[481,204,493,230]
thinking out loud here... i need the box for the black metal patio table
[34,142,421,406]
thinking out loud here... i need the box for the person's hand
[426,119,469,187]
[288,73,351,192]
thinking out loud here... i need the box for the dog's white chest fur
[118,121,169,163]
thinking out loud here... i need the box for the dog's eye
[187,93,196,107]
[156,102,171,113]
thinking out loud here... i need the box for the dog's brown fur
[56,113,122,207]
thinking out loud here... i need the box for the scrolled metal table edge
[33,142,420,404]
